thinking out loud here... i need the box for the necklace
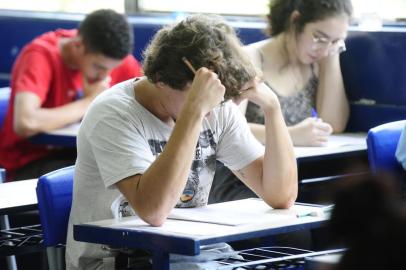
[279,34,311,93]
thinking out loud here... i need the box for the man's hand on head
[185,67,225,115]
[234,77,280,113]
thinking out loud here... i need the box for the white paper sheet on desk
[108,217,235,236]
[168,198,315,226]
[294,133,366,158]
[326,133,366,147]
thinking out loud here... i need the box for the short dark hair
[268,0,353,36]
[142,14,257,100]
[78,9,133,59]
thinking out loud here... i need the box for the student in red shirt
[0,9,142,180]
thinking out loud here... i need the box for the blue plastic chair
[36,166,74,270]
[0,87,11,128]
[366,120,406,173]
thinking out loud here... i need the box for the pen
[181,56,225,103]
[296,211,316,218]
[321,204,334,214]
[311,107,318,118]
[296,204,334,218]
[182,56,196,74]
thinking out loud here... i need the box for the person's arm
[14,92,90,137]
[13,77,109,138]
[116,68,225,226]
[316,54,349,133]
[233,81,298,209]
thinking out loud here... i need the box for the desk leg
[1,215,18,270]
[152,251,169,270]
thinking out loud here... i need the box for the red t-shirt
[0,29,142,175]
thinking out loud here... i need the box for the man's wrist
[261,98,281,117]
[179,102,206,123]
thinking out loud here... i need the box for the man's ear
[156,82,166,89]
[290,10,301,26]
[73,36,86,56]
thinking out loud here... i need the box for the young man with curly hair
[66,14,297,269]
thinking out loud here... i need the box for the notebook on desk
[168,198,327,226]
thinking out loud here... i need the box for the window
[0,0,124,13]
[135,0,406,22]
[0,0,404,22]
[136,0,268,16]
[352,0,406,22]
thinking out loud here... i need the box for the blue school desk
[31,122,367,161]
[30,122,79,148]
[74,199,329,270]
[32,124,368,203]
[0,178,38,270]
[31,124,368,204]
[295,133,366,162]
[0,179,37,215]
[0,178,42,266]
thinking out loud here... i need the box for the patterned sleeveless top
[245,50,319,126]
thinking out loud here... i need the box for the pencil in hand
[181,56,225,103]
[182,57,196,74]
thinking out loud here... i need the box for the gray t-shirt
[66,78,264,269]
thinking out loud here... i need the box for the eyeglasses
[311,33,346,55]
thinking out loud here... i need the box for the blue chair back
[36,166,74,247]
[0,168,5,182]
[366,120,406,173]
[0,87,11,128]
[342,30,406,132]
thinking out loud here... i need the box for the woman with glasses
[242,0,353,147]
[209,0,353,205]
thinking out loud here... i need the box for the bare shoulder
[245,39,271,55]
[244,39,271,68]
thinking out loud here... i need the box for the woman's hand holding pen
[290,117,333,146]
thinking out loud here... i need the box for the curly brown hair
[142,14,257,100]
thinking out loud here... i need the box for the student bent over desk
[66,14,297,269]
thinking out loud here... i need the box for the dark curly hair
[142,14,257,100]
[78,9,133,59]
[268,0,353,36]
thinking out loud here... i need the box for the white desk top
[75,199,328,269]
[0,179,38,214]
[78,199,328,241]
[295,133,366,160]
